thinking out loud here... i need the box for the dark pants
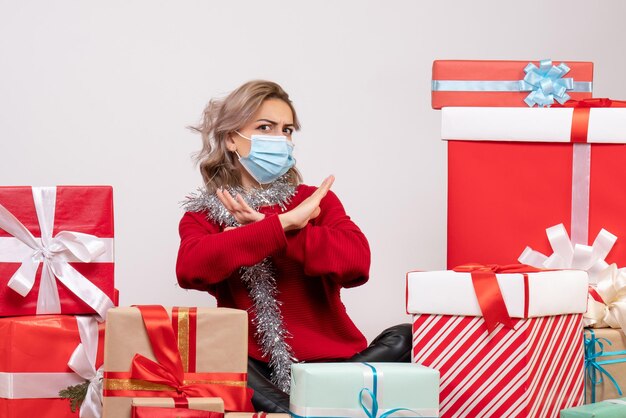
[247,323,413,413]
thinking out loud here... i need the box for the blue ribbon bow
[359,363,422,418]
[520,59,575,107]
[585,329,626,403]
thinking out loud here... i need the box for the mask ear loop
[234,130,251,141]
[230,132,245,161]
[231,133,270,193]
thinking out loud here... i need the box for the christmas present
[225,413,290,418]
[131,397,224,418]
[0,186,115,319]
[431,59,593,109]
[133,407,222,418]
[407,265,588,417]
[103,306,254,417]
[560,398,626,417]
[584,328,626,404]
[0,314,104,418]
[443,99,626,273]
[289,362,439,418]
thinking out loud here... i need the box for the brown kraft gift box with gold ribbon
[102,306,254,417]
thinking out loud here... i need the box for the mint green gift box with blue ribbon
[289,362,439,418]
[560,398,626,417]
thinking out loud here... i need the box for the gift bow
[0,187,114,320]
[583,264,626,332]
[130,305,206,397]
[452,263,543,333]
[67,316,104,418]
[520,59,574,107]
[518,223,616,285]
[584,329,625,403]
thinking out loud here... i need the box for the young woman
[176,80,411,412]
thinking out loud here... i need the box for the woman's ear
[226,133,237,152]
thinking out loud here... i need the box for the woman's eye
[257,125,271,131]
[283,127,294,135]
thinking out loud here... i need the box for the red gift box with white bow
[0,186,115,319]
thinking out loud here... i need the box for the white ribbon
[0,187,114,320]
[0,372,84,398]
[68,316,104,418]
[571,143,592,246]
[583,263,626,332]
[518,223,616,284]
[0,316,103,418]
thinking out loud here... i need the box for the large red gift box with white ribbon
[443,101,626,273]
[0,186,115,318]
[431,59,593,109]
[0,314,105,418]
[406,267,588,418]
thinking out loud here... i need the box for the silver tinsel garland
[182,175,298,393]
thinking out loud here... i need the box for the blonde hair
[190,80,303,192]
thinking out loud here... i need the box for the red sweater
[176,184,370,361]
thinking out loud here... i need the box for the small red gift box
[0,314,105,418]
[0,186,115,318]
[132,407,223,418]
[225,414,291,418]
[431,59,593,109]
[131,397,224,418]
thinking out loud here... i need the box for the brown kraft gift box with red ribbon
[102,305,254,417]
[225,413,290,418]
[0,186,115,319]
[131,397,224,418]
[442,99,626,272]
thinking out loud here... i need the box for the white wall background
[1,0,625,342]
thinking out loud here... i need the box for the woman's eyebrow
[256,118,276,124]
[255,118,294,126]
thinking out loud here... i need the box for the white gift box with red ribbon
[407,267,588,417]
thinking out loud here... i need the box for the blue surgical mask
[234,131,296,184]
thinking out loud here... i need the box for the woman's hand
[279,175,335,231]
[216,188,265,226]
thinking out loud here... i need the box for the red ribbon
[452,264,543,333]
[106,305,254,411]
[588,286,605,304]
[174,397,189,408]
[554,98,626,143]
